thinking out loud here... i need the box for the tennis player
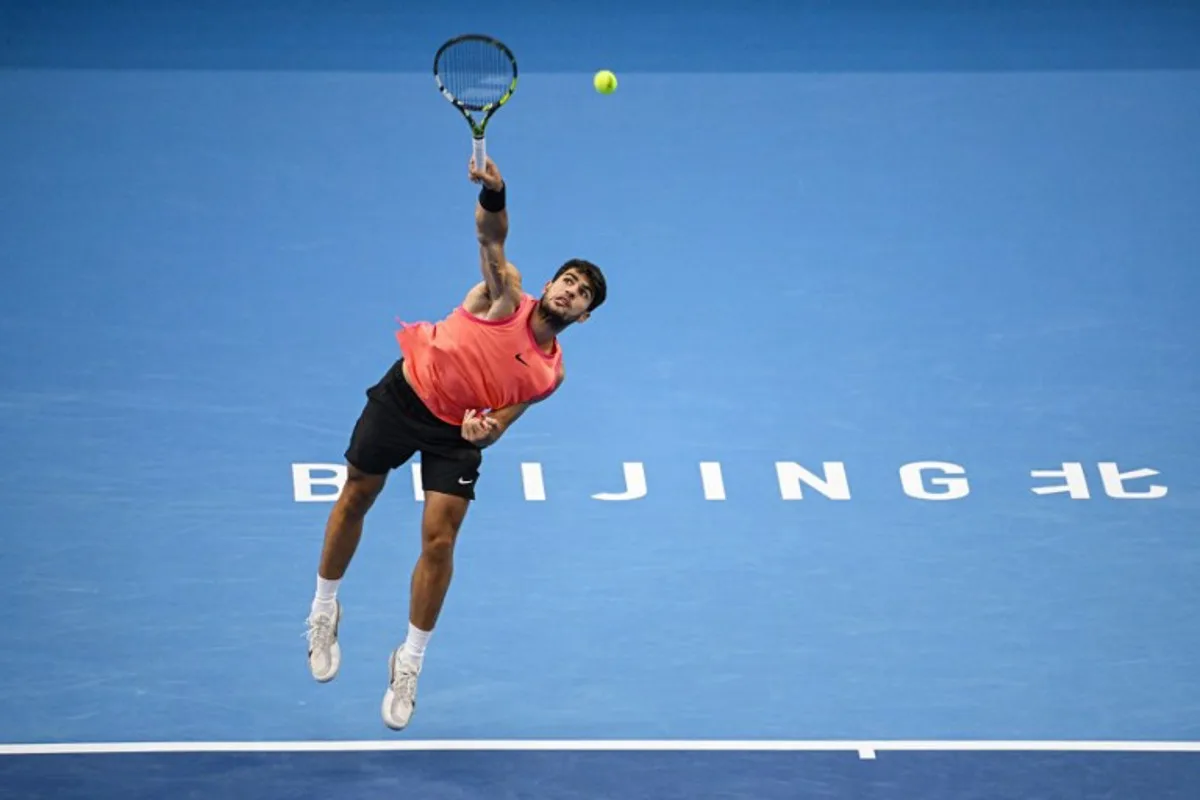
[305,154,607,731]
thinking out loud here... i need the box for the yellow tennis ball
[593,70,617,94]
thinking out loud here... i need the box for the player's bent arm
[482,401,531,446]
[478,367,566,448]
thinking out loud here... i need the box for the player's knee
[417,486,470,564]
[420,498,466,563]
[421,521,459,564]
[339,469,385,518]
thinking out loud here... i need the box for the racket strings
[437,41,514,110]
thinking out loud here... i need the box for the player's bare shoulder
[462,262,523,320]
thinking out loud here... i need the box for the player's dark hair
[554,259,607,311]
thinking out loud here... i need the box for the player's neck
[529,312,562,352]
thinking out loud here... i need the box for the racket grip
[473,137,487,173]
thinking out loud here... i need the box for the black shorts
[344,359,482,500]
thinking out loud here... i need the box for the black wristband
[478,182,506,213]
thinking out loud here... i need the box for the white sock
[400,623,432,668]
[312,576,340,613]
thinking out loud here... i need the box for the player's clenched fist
[468,156,504,191]
[461,408,499,444]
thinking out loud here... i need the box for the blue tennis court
[2,1,1199,797]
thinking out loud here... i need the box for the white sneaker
[306,600,341,682]
[381,648,420,730]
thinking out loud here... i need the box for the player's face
[538,270,594,328]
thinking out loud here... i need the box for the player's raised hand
[468,156,503,191]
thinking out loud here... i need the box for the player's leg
[307,464,386,683]
[382,447,480,730]
[308,368,418,683]
[316,464,387,586]
[409,489,472,646]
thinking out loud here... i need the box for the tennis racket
[433,34,518,173]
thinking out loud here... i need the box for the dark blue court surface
[4,746,1200,799]
[2,1,1199,798]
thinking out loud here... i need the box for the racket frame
[432,34,519,171]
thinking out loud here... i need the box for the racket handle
[473,136,487,173]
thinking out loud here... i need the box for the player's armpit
[471,250,522,319]
[461,281,492,314]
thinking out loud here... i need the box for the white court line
[2,740,1200,756]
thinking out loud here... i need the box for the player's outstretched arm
[468,156,520,317]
